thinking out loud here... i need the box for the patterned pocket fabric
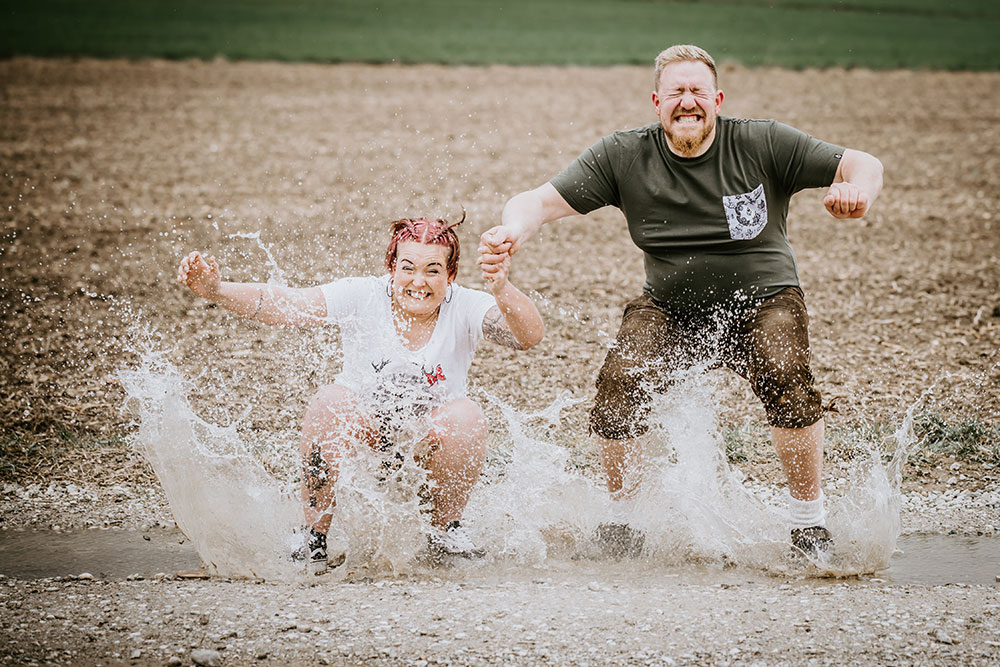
[722,183,768,240]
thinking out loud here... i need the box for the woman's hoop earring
[445,283,453,303]
[386,279,393,298]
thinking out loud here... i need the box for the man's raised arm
[824,148,884,219]
[478,183,579,276]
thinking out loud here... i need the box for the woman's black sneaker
[292,528,344,575]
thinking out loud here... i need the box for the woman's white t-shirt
[319,275,496,405]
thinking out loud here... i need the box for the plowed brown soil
[2,59,998,488]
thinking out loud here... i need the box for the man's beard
[665,116,715,157]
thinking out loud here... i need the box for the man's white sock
[788,490,826,528]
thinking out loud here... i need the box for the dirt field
[2,59,1000,664]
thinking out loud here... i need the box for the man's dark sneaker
[426,521,485,561]
[790,525,833,558]
[595,522,645,559]
[292,528,345,575]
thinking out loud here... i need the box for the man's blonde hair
[653,45,718,91]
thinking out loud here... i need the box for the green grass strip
[1,0,997,69]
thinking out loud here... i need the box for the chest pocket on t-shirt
[722,184,768,240]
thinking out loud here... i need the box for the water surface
[1,528,996,586]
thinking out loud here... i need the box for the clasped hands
[477,225,519,291]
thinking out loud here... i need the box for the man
[479,45,883,556]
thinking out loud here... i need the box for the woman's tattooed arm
[482,305,527,350]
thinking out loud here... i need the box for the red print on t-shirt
[424,365,446,386]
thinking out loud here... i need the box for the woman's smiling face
[390,241,452,317]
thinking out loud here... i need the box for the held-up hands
[177,251,222,300]
[477,225,520,292]
[824,182,871,219]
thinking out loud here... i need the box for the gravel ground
[3,567,1000,666]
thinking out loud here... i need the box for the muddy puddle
[1,528,996,586]
[0,528,201,580]
[871,533,1000,586]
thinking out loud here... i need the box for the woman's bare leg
[298,384,374,534]
[422,398,488,528]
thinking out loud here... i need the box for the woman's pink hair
[384,210,465,280]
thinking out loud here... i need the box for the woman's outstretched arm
[177,250,327,327]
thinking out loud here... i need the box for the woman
[176,213,544,573]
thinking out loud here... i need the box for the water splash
[229,231,289,286]
[467,390,600,563]
[118,347,302,580]
[118,339,927,581]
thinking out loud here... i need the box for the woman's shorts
[590,287,824,439]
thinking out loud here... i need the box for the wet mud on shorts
[590,286,824,439]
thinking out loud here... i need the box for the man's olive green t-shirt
[550,117,844,310]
